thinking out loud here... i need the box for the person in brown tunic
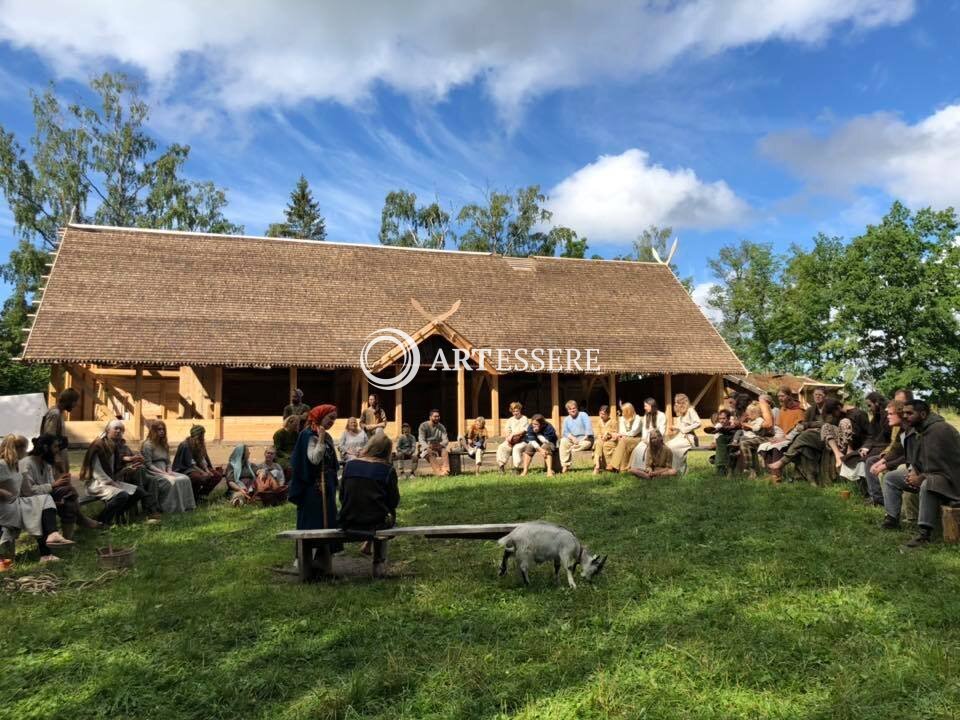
[359,394,388,437]
[629,431,678,479]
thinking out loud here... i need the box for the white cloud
[691,282,722,324]
[760,103,960,208]
[0,0,914,121]
[547,149,749,240]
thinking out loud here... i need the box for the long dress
[666,407,702,469]
[0,463,24,542]
[289,427,341,552]
[610,415,643,471]
[16,456,58,536]
[628,411,668,469]
[141,440,196,513]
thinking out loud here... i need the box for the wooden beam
[350,370,360,420]
[178,366,193,418]
[394,381,403,436]
[714,373,726,413]
[133,367,143,440]
[608,372,617,414]
[690,375,718,411]
[490,373,500,436]
[457,363,466,438]
[289,366,298,400]
[360,375,369,415]
[550,373,561,431]
[213,366,223,441]
[664,373,673,431]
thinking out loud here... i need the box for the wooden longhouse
[21,224,747,444]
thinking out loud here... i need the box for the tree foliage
[0,73,243,395]
[378,190,451,249]
[265,175,326,241]
[616,224,692,290]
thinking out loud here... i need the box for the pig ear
[596,555,608,572]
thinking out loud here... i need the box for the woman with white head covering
[79,419,144,525]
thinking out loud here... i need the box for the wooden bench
[277,523,519,582]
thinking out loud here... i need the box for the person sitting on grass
[80,420,147,526]
[593,405,618,474]
[394,422,418,479]
[338,432,400,579]
[627,398,668,471]
[520,414,559,477]
[880,399,960,549]
[173,425,224,502]
[252,446,287,506]
[0,435,74,564]
[225,443,258,506]
[497,401,529,473]
[20,433,100,538]
[273,414,300,480]
[418,410,450,476]
[629,430,677,480]
[338,417,367,464]
[459,417,488,474]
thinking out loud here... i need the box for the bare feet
[45,532,74,546]
[592,466,601,475]
[520,469,528,477]
[546,470,555,477]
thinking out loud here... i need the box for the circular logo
[359,328,421,390]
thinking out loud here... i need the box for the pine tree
[267,175,326,241]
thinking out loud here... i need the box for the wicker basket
[96,546,136,569]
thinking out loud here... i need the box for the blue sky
[0,0,958,306]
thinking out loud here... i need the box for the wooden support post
[550,373,561,431]
[213,366,223,441]
[664,373,673,431]
[289,367,298,400]
[490,373,500,436]
[360,375,369,415]
[394,381,403,437]
[943,506,960,544]
[350,370,360,419]
[714,373,726,413]
[608,372,617,414]
[133,367,143,440]
[457,364,466,438]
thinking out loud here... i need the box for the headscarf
[227,443,256,490]
[308,404,337,429]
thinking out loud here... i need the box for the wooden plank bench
[277,523,519,582]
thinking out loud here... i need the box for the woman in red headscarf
[288,404,342,551]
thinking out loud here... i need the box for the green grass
[3,457,960,719]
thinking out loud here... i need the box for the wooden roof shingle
[22,224,746,375]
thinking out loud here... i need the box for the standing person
[496,402,529,473]
[283,389,310,420]
[394,422,418,479]
[40,388,79,475]
[520,414,559,477]
[0,435,73,564]
[359,394,387,437]
[666,393,702,470]
[558,400,593,472]
[592,405,619,474]
[21,434,100,538]
[881,400,960,548]
[418,410,450,476]
[273,414,300,479]
[79,420,143,526]
[172,425,224,502]
[459,417,488,474]
[338,418,368,463]
[288,404,342,553]
[338,433,400,579]
[141,421,196,514]
[609,402,643,472]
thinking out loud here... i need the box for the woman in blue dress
[288,404,342,553]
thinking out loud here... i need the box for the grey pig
[497,521,607,588]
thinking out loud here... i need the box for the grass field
[2,456,959,719]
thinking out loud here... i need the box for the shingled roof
[21,224,746,375]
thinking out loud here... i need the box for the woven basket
[96,546,136,569]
